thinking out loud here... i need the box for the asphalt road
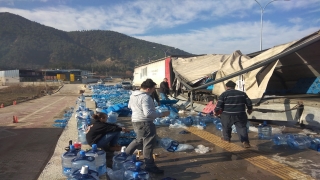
[0,84,84,180]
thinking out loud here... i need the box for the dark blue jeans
[220,113,249,143]
[96,131,121,149]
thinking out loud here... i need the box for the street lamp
[254,0,290,50]
[148,55,157,62]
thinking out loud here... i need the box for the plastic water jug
[153,118,161,125]
[215,119,222,131]
[258,121,272,139]
[272,134,288,145]
[68,165,99,180]
[78,128,88,145]
[112,146,130,171]
[160,138,179,152]
[61,145,79,177]
[231,121,250,134]
[286,134,311,150]
[183,116,193,126]
[71,151,96,174]
[122,155,144,178]
[108,111,118,124]
[310,138,320,151]
[86,144,107,176]
[212,117,220,125]
[123,162,149,180]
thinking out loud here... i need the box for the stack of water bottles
[61,143,108,179]
[273,133,320,151]
[53,107,74,128]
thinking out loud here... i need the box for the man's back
[216,89,252,115]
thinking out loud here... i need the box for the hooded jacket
[128,90,161,122]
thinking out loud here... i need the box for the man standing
[126,79,170,174]
[159,78,170,100]
[214,80,253,148]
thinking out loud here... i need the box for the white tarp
[213,41,296,102]
[172,54,229,85]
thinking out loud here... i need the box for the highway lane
[0,84,84,180]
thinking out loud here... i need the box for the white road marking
[18,96,66,122]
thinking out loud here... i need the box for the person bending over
[86,112,128,152]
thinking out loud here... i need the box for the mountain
[0,12,192,74]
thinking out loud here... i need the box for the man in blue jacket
[126,79,170,174]
[214,80,253,148]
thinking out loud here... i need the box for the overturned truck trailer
[173,30,320,127]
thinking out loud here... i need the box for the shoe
[220,137,231,143]
[243,142,251,148]
[145,166,164,174]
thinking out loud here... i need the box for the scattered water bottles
[112,146,130,171]
[71,151,96,175]
[61,145,79,177]
[85,144,107,176]
[160,138,180,152]
[68,165,99,180]
[258,121,272,139]
[123,162,149,180]
[286,134,312,150]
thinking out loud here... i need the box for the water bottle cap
[121,146,126,152]
[80,150,85,157]
[92,144,97,150]
[135,161,142,167]
[133,172,139,178]
[70,145,75,151]
[80,165,89,174]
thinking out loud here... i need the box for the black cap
[226,80,236,87]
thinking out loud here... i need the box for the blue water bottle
[112,146,130,171]
[309,138,320,151]
[61,145,79,177]
[258,121,272,139]
[286,134,310,150]
[122,154,144,178]
[85,144,107,176]
[123,162,149,180]
[68,165,99,180]
[272,134,288,145]
[160,138,179,152]
[183,116,193,126]
[71,151,96,175]
[215,119,222,131]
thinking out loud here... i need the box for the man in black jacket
[159,78,170,100]
[214,80,253,148]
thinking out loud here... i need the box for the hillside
[0,12,192,74]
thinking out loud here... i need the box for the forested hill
[0,12,192,74]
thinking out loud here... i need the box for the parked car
[121,81,132,90]
[97,79,104,84]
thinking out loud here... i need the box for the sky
[1,0,320,55]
